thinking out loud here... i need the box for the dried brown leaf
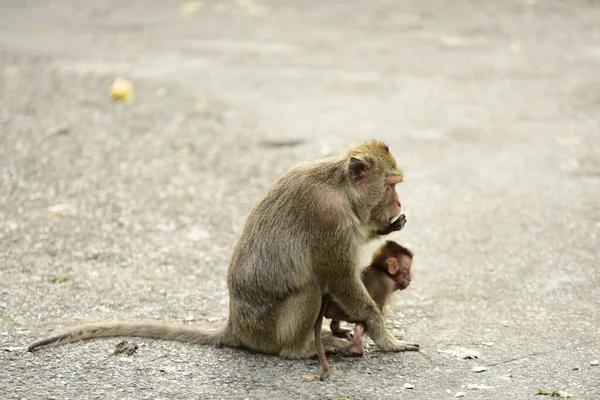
[52,276,69,284]
[1,346,26,352]
[466,383,493,390]
[113,340,138,356]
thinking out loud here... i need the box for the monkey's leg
[278,284,324,359]
[278,286,353,359]
[330,320,352,339]
[347,324,365,357]
[315,296,331,380]
[319,333,352,355]
[281,332,351,360]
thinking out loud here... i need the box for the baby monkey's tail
[28,320,238,352]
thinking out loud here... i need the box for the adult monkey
[29,140,419,358]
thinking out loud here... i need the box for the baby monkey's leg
[330,319,352,339]
[347,324,366,357]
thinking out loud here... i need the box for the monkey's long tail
[27,320,239,352]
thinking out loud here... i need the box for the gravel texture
[1,1,599,399]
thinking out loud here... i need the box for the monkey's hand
[365,313,419,352]
[376,214,406,236]
[375,331,420,352]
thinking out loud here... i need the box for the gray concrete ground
[1,0,599,399]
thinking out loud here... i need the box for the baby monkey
[315,241,414,380]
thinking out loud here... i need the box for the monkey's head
[371,241,414,291]
[345,140,404,229]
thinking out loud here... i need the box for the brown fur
[315,241,414,379]
[28,140,418,360]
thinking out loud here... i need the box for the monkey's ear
[348,156,373,182]
[385,257,399,275]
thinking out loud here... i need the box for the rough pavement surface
[1,0,599,399]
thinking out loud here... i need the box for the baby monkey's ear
[385,257,399,275]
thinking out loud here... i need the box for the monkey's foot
[322,336,352,355]
[291,334,351,359]
[347,342,365,357]
[319,369,331,380]
[346,324,365,356]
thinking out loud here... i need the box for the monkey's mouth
[387,213,407,232]
[390,213,404,224]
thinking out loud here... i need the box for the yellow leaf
[180,1,203,15]
[155,87,167,98]
[52,276,70,284]
[195,101,206,112]
[508,43,521,53]
[301,374,316,380]
[110,78,134,101]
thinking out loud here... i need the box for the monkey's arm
[323,254,418,352]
